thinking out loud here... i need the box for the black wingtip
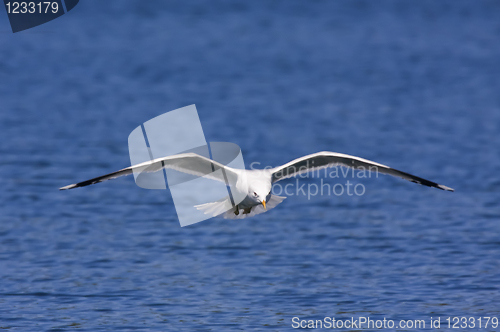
[59,184,78,190]
[437,184,454,192]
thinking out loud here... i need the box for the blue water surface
[1,1,500,330]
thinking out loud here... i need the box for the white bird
[60,151,453,219]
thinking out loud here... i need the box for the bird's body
[60,151,453,219]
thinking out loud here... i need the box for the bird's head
[249,188,270,209]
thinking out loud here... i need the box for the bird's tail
[195,195,287,219]
[194,198,233,217]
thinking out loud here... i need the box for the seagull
[60,151,453,219]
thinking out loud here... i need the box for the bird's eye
[253,192,258,197]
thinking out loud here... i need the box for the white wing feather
[270,151,454,191]
[60,152,239,190]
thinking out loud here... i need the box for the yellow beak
[262,200,266,210]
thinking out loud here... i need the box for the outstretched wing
[60,152,239,190]
[270,151,454,191]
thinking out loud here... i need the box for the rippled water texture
[1,1,499,330]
